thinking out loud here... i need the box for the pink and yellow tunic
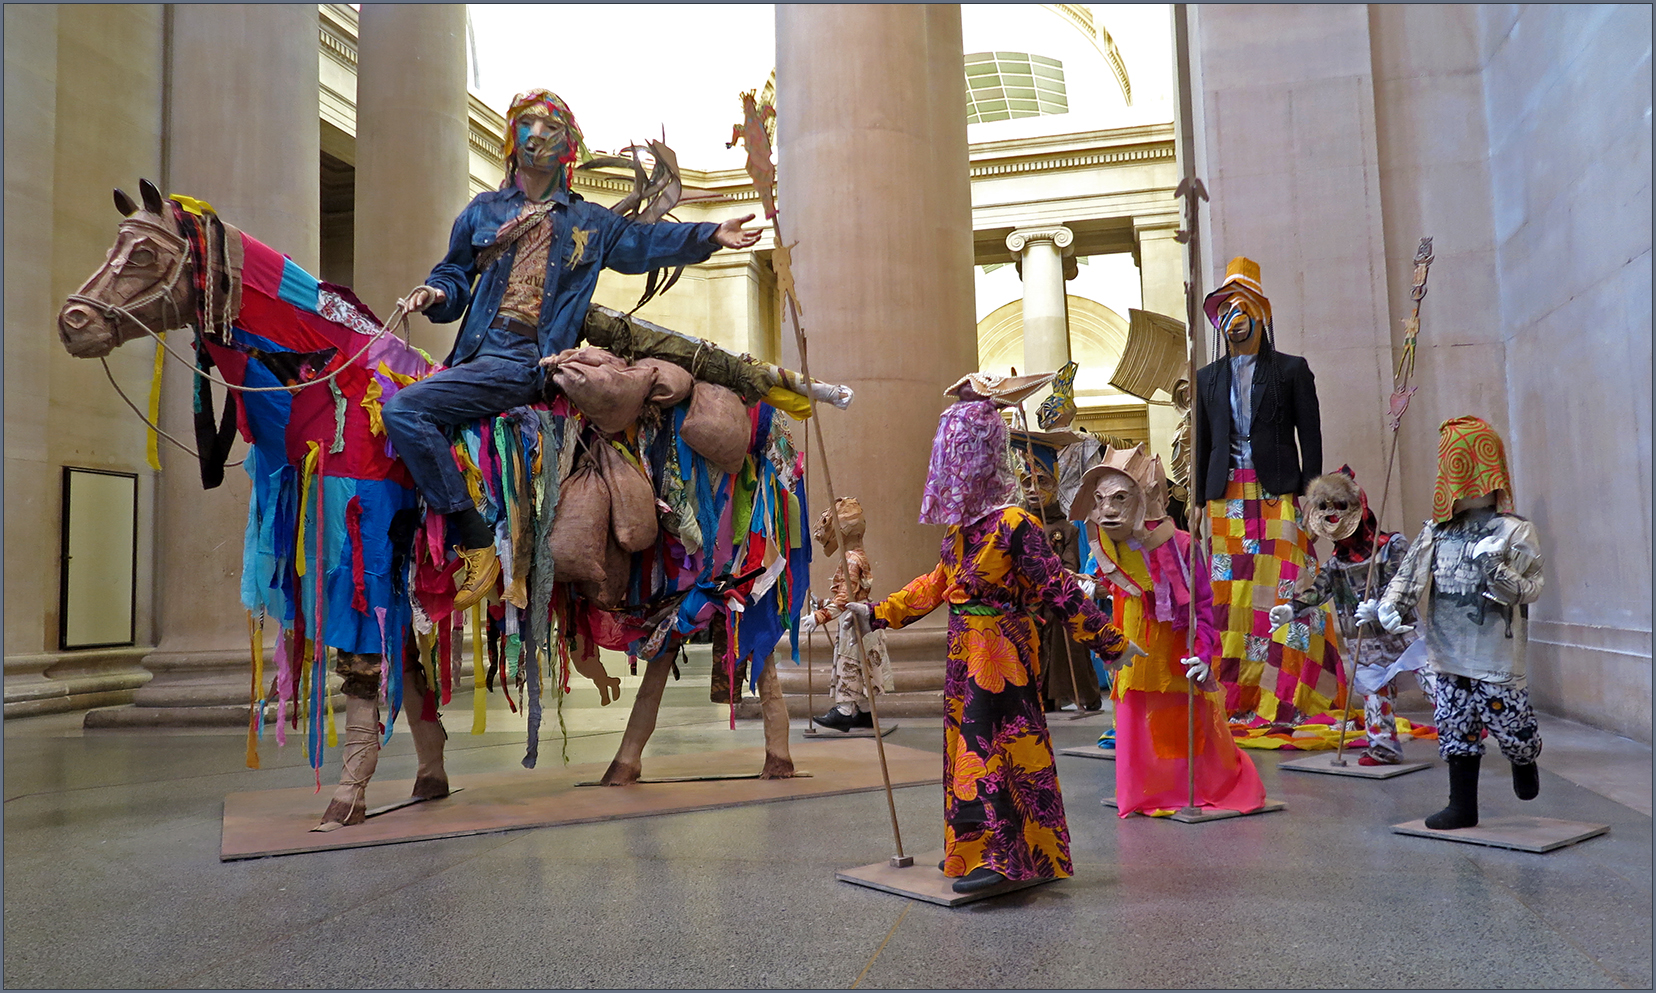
[1091,524,1267,817]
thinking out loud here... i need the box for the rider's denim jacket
[423,184,720,366]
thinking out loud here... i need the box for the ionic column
[1006,225,1075,377]
[97,4,320,726]
[777,3,977,595]
[353,3,470,358]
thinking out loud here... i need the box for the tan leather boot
[452,544,500,612]
[402,666,450,800]
[314,695,380,832]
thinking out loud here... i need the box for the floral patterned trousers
[1432,673,1542,763]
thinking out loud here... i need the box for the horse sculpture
[60,179,833,830]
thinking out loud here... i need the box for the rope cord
[99,355,245,468]
[66,293,412,396]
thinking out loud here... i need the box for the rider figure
[382,89,760,608]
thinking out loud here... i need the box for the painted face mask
[1304,470,1363,543]
[502,89,584,188]
[1086,469,1144,543]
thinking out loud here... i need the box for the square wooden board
[1391,816,1609,852]
[222,739,941,861]
[837,849,1058,906]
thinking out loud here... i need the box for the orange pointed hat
[1202,255,1273,329]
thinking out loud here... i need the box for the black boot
[952,866,1008,894]
[1425,755,1480,830]
[1512,760,1540,800]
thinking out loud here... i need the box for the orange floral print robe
[871,506,1128,881]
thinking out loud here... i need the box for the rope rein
[67,292,413,396]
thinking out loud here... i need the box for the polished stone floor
[4,661,1651,990]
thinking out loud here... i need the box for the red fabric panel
[239,233,287,299]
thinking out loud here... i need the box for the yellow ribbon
[146,331,166,471]
[471,602,487,734]
[168,194,216,216]
[245,611,262,769]
[295,442,320,577]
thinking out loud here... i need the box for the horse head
[58,179,195,358]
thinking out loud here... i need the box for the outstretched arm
[599,211,757,275]
[1011,513,1130,659]
[419,205,481,324]
[871,562,949,631]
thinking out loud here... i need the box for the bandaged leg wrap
[316,695,380,830]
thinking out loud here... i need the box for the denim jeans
[381,338,542,515]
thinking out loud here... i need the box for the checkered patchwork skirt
[1207,469,1348,723]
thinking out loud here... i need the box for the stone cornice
[319,3,358,67]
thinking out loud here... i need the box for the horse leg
[598,653,673,785]
[757,660,796,779]
[401,650,450,800]
[314,651,381,832]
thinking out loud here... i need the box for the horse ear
[113,188,138,217]
[139,179,164,215]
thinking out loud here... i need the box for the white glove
[1376,601,1413,634]
[1268,604,1295,629]
[1076,575,1098,599]
[1100,640,1147,674]
[844,601,872,626]
[1181,655,1211,682]
[1354,599,1380,627]
[798,612,821,635]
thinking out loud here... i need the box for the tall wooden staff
[1332,237,1434,765]
[731,93,911,867]
[1172,175,1208,815]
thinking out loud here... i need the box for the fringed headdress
[503,89,585,192]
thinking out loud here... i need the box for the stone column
[352,3,470,358]
[777,4,978,596]
[98,4,321,726]
[1007,225,1074,376]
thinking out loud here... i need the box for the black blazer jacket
[1193,350,1322,503]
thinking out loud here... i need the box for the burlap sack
[549,456,611,584]
[637,358,694,406]
[577,537,631,608]
[549,346,653,433]
[596,442,659,552]
[681,382,751,475]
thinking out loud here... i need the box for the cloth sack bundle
[546,346,654,434]
[548,455,611,584]
[578,537,632,608]
[680,382,750,475]
[595,441,659,552]
[637,357,694,406]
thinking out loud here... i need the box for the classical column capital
[1005,224,1074,254]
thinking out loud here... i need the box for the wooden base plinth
[1103,797,1287,822]
[837,848,1058,906]
[221,740,940,861]
[1058,746,1116,761]
[1391,816,1609,852]
[1279,752,1434,778]
[803,723,898,739]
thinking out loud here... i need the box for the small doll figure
[1271,467,1433,765]
[1361,416,1544,829]
[798,497,892,731]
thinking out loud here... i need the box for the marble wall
[1188,3,1652,740]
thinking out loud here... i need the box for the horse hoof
[411,775,450,800]
[312,794,366,832]
[598,761,640,786]
[759,755,796,780]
